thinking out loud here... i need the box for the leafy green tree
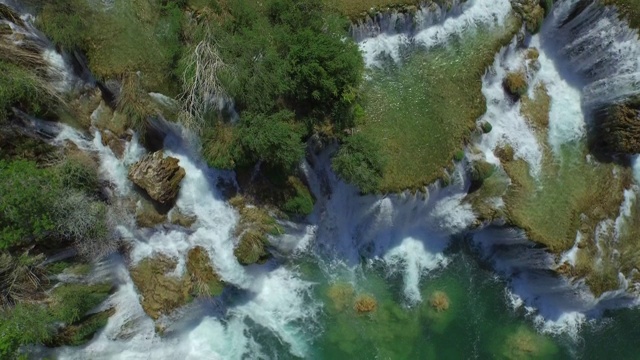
[234,111,305,171]
[332,134,386,194]
[0,160,61,248]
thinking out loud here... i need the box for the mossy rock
[169,209,197,228]
[135,198,168,228]
[481,121,493,134]
[186,247,224,297]
[230,196,282,265]
[453,150,466,162]
[130,255,191,320]
[234,230,270,266]
[525,47,540,60]
[495,145,515,163]
[281,176,315,216]
[470,160,497,183]
[513,0,545,34]
[503,71,528,98]
[326,282,355,312]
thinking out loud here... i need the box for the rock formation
[128,151,185,204]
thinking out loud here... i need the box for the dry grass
[520,83,551,130]
[0,252,47,308]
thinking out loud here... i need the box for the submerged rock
[135,198,168,228]
[429,291,450,312]
[128,151,185,204]
[327,283,356,312]
[354,294,377,313]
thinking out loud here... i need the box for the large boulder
[592,100,640,157]
[128,151,185,204]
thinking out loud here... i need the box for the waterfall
[544,0,640,108]
[355,0,513,67]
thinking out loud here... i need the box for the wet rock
[128,151,185,204]
[47,308,116,347]
[169,209,197,228]
[100,129,127,158]
[135,198,168,228]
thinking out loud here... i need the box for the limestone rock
[100,129,127,158]
[169,209,197,228]
[135,198,167,228]
[128,151,185,204]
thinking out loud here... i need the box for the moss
[503,71,528,99]
[495,144,515,163]
[512,0,545,34]
[602,0,640,30]
[354,294,377,313]
[501,325,559,360]
[453,150,466,162]
[135,198,168,228]
[524,47,540,60]
[359,17,520,192]
[47,308,115,347]
[202,122,236,170]
[234,230,270,266]
[186,247,224,297]
[470,160,497,183]
[130,255,191,320]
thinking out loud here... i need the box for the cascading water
[6,0,640,358]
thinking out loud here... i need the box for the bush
[36,0,91,50]
[332,133,386,194]
[50,283,112,324]
[0,62,50,123]
[0,304,54,358]
[0,160,61,248]
[234,111,305,171]
[281,177,315,215]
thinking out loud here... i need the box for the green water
[263,243,640,359]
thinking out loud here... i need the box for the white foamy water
[358,0,513,67]
[476,39,544,176]
[306,149,474,304]
[52,125,318,359]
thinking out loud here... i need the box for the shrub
[332,133,386,194]
[50,283,112,324]
[36,0,91,50]
[281,177,315,216]
[56,154,100,193]
[0,304,54,358]
[234,111,305,171]
[481,121,493,134]
[0,160,61,248]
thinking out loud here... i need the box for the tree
[332,134,386,194]
[234,111,305,171]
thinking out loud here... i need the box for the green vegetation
[603,0,640,29]
[356,19,519,192]
[332,133,387,193]
[180,0,363,174]
[0,304,54,358]
[51,283,112,324]
[0,61,52,123]
[281,177,315,215]
[229,196,283,265]
[323,0,421,18]
[37,0,184,94]
[503,145,631,253]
